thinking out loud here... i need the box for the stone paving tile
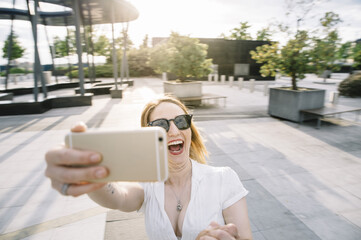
[303,214,361,240]
[104,211,147,240]
[259,223,322,240]
[341,209,361,228]
[252,231,267,240]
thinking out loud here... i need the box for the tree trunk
[291,73,297,90]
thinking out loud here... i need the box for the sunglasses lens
[174,115,191,130]
[151,119,169,132]
[148,115,192,132]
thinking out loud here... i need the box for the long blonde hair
[141,96,207,164]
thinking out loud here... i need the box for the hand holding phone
[65,127,168,182]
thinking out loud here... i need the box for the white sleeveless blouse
[139,160,249,240]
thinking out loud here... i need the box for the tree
[224,21,253,40]
[337,41,353,64]
[141,34,149,49]
[250,31,310,90]
[352,43,361,69]
[309,12,342,80]
[149,42,173,74]
[2,32,25,60]
[149,32,213,81]
[128,47,154,76]
[93,35,111,57]
[256,27,272,41]
[115,34,133,64]
[53,32,76,58]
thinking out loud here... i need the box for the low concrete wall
[0,93,13,101]
[0,94,93,116]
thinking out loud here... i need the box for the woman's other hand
[196,221,248,240]
[45,122,109,197]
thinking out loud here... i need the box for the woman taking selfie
[45,96,252,240]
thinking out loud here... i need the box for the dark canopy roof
[0,0,139,26]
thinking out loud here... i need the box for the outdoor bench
[300,104,361,129]
[178,93,227,107]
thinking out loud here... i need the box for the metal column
[27,0,47,101]
[120,22,129,84]
[111,7,118,90]
[73,0,85,95]
[4,0,16,90]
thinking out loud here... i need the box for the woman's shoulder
[192,160,236,179]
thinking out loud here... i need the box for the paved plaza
[0,76,361,240]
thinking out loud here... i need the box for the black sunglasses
[148,114,193,132]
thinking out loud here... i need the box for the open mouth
[168,140,184,155]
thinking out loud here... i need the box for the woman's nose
[167,121,179,136]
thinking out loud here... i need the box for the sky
[0,0,360,65]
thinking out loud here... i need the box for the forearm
[87,182,144,212]
[87,183,124,210]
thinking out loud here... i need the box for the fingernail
[95,168,107,178]
[90,154,101,163]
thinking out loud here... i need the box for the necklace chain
[169,186,184,212]
[168,172,191,212]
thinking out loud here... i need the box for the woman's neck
[166,159,192,186]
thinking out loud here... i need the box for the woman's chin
[168,151,189,164]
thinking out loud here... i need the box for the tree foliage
[337,41,353,64]
[251,31,310,90]
[93,35,111,57]
[128,47,154,76]
[309,12,342,77]
[2,32,25,60]
[53,31,76,58]
[256,27,272,41]
[353,44,361,68]
[149,41,173,74]
[149,32,213,81]
[224,21,253,40]
[141,34,149,49]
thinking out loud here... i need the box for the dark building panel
[152,37,275,81]
[197,38,273,80]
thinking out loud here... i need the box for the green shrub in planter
[67,65,114,78]
[9,67,32,74]
[93,64,114,78]
[338,72,361,97]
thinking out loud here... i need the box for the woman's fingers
[71,122,87,133]
[208,221,221,229]
[45,146,102,166]
[207,229,235,240]
[221,224,239,239]
[199,236,217,240]
[44,122,109,197]
[45,164,108,184]
[197,222,239,240]
[53,179,106,197]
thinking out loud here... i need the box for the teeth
[168,140,183,146]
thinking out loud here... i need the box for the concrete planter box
[163,81,202,98]
[268,87,325,122]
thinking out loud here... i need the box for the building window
[234,63,249,75]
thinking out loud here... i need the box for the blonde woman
[45,96,252,240]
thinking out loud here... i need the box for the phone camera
[158,137,163,142]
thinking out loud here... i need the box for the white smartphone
[64,127,168,182]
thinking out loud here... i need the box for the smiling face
[149,102,192,164]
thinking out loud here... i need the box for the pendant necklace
[169,173,191,212]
